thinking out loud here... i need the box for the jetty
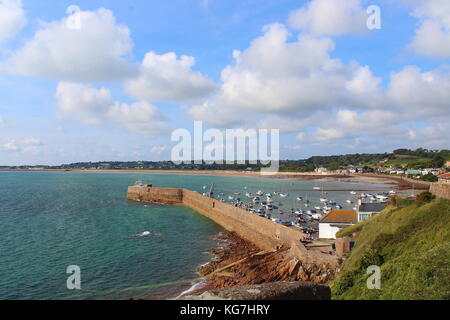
[127,184,335,267]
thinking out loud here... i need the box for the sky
[0,0,449,165]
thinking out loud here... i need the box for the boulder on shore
[178,281,331,300]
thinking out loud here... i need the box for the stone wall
[127,185,335,265]
[182,189,309,255]
[127,186,183,204]
[430,183,450,199]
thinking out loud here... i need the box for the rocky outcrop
[190,232,336,297]
[178,281,331,300]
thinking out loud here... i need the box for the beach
[0,168,431,191]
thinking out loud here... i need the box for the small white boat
[296,197,303,201]
[312,213,323,220]
[228,196,235,200]
[346,199,353,204]
[245,192,252,198]
[279,193,288,198]
[320,198,328,203]
[313,187,321,190]
[256,190,264,196]
[350,191,357,195]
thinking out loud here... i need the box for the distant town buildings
[315,167,328,174]
[438,173,450,184]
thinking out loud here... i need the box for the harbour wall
[127,186,332,265]
[430,183,450,200]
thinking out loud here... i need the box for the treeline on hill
[2,148,449,171]
[392,148,450,169]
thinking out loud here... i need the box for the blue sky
[0,0,449,165]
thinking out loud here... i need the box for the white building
[357,202,387,222]
[319,210,357,239]
[315,167,328,174]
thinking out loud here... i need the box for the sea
[0,171,392,300]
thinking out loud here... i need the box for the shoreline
[175,231,337,299]
[0,168,431,191]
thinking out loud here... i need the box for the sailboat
[319,183,328,202]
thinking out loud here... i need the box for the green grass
[331,198,450,300]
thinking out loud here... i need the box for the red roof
[439,173,450,179]
[320,210,357,224]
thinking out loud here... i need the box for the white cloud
[388,65,450,117]
[296,109,407,144]
[23,137,43,146]
[150,145,169,155]
[108,101,169,136]
[125,51,217,102]
[2,8,135,81]
[55,82,169,137]
[3,140,20,152]
[288,0,367,36]
[2,138,46,153]
[21,137,45,153]
[407,0,450,58]
[189,23,382,127]
[0,0,27,42]
[56,82,114,125]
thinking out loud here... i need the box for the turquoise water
[0,171,391,300]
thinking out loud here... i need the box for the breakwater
[127,185,335,266]
[430,183,450,199]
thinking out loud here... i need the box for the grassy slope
[331,198,450,300]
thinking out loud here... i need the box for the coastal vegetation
[331,196,450,300]
[2,148,448,172]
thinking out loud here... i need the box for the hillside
[331,198,450,300]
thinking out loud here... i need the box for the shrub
[332,269,360,296]
[415,192,435,206]
[359,249,384,270]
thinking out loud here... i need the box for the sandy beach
[1,168,431,191]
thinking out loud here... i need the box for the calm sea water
[0,171,391,300]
